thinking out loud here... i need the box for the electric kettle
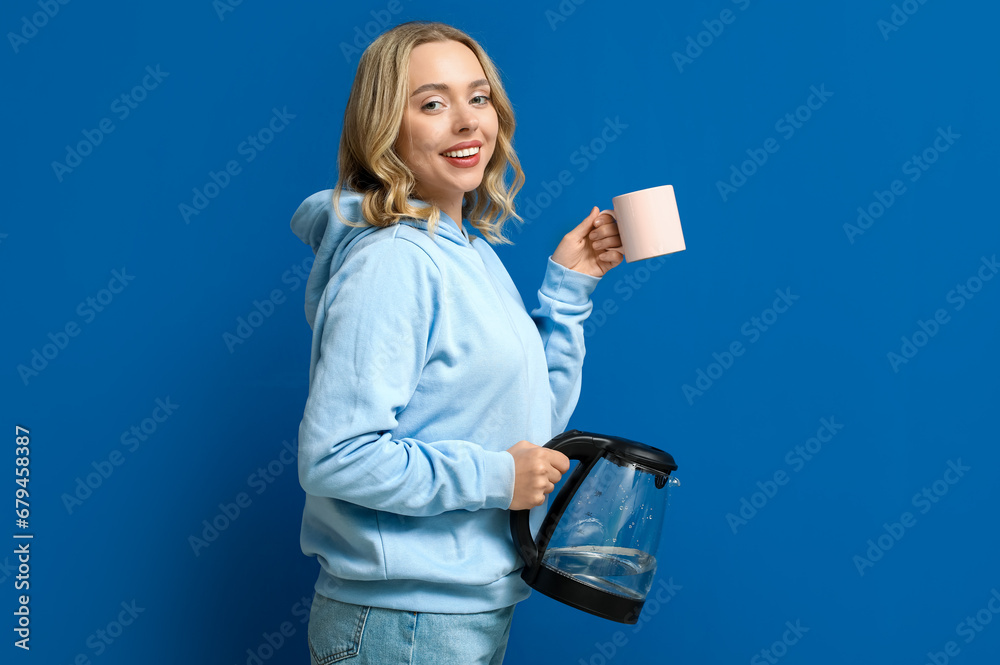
[509,429,679,624]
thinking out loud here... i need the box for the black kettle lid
[584,431,678,474]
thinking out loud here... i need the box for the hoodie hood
[290,188,471,329]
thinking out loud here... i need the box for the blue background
[4,0,999,663]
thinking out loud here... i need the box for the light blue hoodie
[290,188,601,613]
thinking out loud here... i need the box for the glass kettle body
[510,429,678,624]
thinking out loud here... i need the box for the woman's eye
[422,95,490,111]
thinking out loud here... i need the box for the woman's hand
[506,440,571,510]
[552,206,624,278]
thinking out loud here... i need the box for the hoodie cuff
[541,256,601,306]
[481,449,516,510]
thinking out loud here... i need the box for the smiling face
[395,40,498,221]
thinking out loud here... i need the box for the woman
[290,20,624,664]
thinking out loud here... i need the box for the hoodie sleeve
[530,256,602,434]
[297,236,516,516]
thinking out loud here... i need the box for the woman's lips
[441,150,481,168]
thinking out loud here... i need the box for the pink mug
[610,185,686,263]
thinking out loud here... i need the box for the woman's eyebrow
[410,78,490,97]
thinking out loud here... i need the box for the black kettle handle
[509,430,604,570]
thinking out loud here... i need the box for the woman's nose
[453,106,479,133]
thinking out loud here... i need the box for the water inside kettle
[541,545,656,601]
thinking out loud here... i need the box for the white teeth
[443,146,480,158]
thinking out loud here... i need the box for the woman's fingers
[570,206,601,239]
[594,208,616,224]
[590,224,622,248]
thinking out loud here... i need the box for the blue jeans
[306,592,515,665]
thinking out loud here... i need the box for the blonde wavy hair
[331,20,525,245]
